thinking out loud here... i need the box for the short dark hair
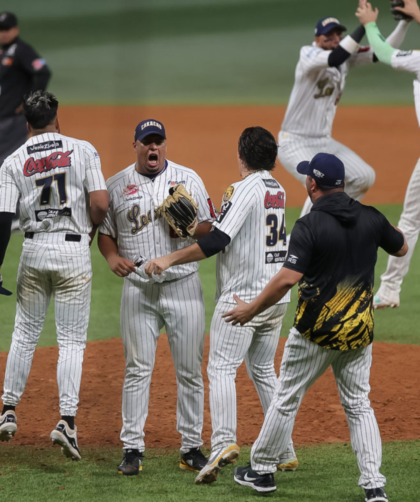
[23,91,59,129]
[238,127,277,171]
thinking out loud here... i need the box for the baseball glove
[390,0,413,20]
[157,184,199,238]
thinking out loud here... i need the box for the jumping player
[278,14,410,216]
[98,119,215,475]
[145,127,297,485]
[0,91,109,460]
[357,0,420,309]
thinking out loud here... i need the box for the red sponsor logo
[264,191,284,209]
[207,198,217,219]
[123,184,139,196]
[23,151,73,177]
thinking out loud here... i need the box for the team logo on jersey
[23,151,73,177]
[266,251,287,264]
[263,179,279,188]
[122,184,143,201]
[35,207,72,221]
[27,140,63,154]
[222,186,235,203]
[264,191,285,209]
[168,180,186,186]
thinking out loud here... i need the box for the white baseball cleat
[0,411,18,442]
[50,420,81,461]
[195,443,240,485]
[373,293,400,309]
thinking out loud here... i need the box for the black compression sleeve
[0,212,14,267]
[197,227,231,258]
[328,25,366,67]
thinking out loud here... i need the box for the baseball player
[225,153,407,502]
[0,91,109,460]
[278,14,411,216]
[145,126,297,485]
[97,119,215,475]
[356,0,420,309]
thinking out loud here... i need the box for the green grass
[0,442,419,501]
[1,204,419,351]
[0,0,417,104]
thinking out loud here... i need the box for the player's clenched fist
[107,256,136,277]
[145,256,171,276]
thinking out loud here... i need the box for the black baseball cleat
[234,464,277,493]
[365,487,388,502]
[118,449,143,475]
[0,411,17,442]
[50,420,81,461]
[180,447,208,472]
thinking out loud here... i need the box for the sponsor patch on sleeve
[265,251,287,264]
[32,58,46,70]
[222,186,235,203]
[287,254,299,265]
[207,198,216,219]
[396,50,413,57]
[217,202,232,223]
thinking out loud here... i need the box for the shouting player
[0,91,109,459]
[357,0,420,309]
[98,119,215,475]
[278,14,410,216]
[146,127,297,485]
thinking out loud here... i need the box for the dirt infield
[1,337,419,448]
[59,105,419,207]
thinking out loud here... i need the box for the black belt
[24,232,81,242]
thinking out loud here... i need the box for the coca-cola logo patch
[264,191,285,209]
[23,151,73,177]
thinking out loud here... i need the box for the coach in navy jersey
[226,153,407,502]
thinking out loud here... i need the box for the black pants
[0,114,28,166]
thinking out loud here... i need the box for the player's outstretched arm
[222,268,303,326]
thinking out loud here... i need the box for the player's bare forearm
[192,221,213,239]
[145,243,206,276]
[98,233,136,277]
[222,268,303,326]
[89,190,109,226]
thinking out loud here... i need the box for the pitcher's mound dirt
[1,337,419,448]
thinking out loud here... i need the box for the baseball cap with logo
[0,12,18,30]
[134,119,166,142]
[297,153,345,188]
[315,16,346,36]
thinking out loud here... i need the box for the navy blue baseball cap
[297,153,345,188]
[134,119,166,143]
[315,17,346,36]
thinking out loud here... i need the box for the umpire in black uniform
[0,12,51,166]
[224,153,407,502]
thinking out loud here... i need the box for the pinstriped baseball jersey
[391,50,420,125]
[213,170,290,304]
[99,160,215,282]
[0,132,106,234]
[281,44,374,137]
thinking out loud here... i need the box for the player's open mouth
[148,153,158,167]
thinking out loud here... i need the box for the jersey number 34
[266,214,286,247]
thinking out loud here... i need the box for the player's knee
[341,398,372,418]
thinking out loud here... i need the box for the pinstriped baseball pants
[2,236,92,416]
[209,302,296,462]
[378,157,420,298]
[251,329,386,490]
[278,131,376,216]
[120,272,205,453]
